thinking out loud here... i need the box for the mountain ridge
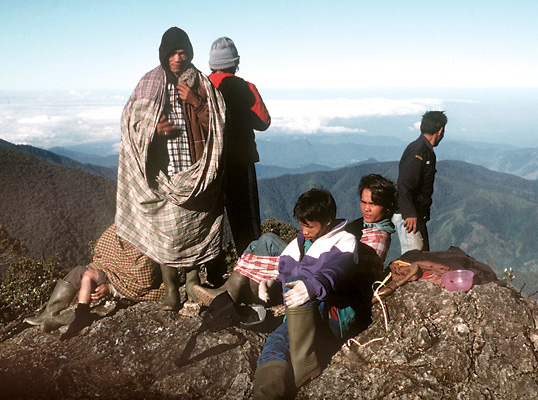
[258,160,538,292]
[1,138,536,292]
[0,139,117,181]
[39,135,538,180]
[0,145,116,267]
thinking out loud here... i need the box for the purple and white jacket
[276,220,358,304]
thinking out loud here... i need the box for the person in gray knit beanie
[191,37,270,290]
[209,37,240,71]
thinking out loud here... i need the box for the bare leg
[61,269,97,340]
[77,269,99,304]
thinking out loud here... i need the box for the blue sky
[1,1,538,152]
[2,0,538,91]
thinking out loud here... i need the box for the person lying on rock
[250,188,360,398]
[24,224,164,339]
[193,174,396,309]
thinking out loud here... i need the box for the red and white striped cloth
[233,227,391,283]
[233,253,280,283]
[360,227,391,263]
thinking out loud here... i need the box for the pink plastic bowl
[441,270,475,292]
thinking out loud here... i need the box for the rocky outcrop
[1,282,537,399]
[300,282,538,399]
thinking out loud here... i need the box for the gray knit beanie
[209,37,240,70]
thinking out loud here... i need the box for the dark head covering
[159,27,194,69]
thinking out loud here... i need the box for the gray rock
[1,282,537,399]
[297,282,538,400]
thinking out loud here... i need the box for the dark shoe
[239,304,266,329]
[185,267,201,303]
[41,309,75,333]
[160,265,180,311]
[253,360,293,400]
[286,304,323,387]
[205,253,227,287]
[24,279,77,326]
[60,304,91,340]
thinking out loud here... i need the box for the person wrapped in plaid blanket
[194,175,397,312]
[24,224,164,339]
[116,27,226,312]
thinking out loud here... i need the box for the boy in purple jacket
[253,188,358,399]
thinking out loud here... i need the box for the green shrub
[261,217,299,244]
[0,256,66,325]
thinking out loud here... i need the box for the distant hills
[1,137,536,293]
[42,134,538,181]
[49,146,119,168]
[0,144,116,267]
[0,139,117,181]
[258,160,538,292]
[256,163,334,179]
[255,134,538,180]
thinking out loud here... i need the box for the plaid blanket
[116,65,226,267]
[90,225,165,301]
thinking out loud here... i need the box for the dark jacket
[209,72,270,165]
[396,135,436,221]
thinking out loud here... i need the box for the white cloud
[1,91,484,152]
[266,97,445,134]
[0,91,126,153]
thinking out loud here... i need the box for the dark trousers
[225,163,261,255]
[63,265,107,290]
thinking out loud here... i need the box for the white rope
[346,272,392,348]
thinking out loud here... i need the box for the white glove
[284,280,311,308]
[258,279,276,303]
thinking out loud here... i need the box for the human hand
[258,279,276,303]
[177,82,201,107]
[91,284,110,301]
[403,217,418,234]
[156,114,178,137]
[284,280,310,308]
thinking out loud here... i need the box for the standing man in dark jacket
[208,37,271,255]
[392,111,447,254]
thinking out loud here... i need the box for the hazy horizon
[1,88,537,157]
[3,2,538,154]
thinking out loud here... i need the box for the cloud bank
[265,97,446,134]
[2,90,493,154]
[0,91,126,153]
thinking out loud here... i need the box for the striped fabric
[90,225,165,302]
[360,227,391,262]
[116,65,226,268]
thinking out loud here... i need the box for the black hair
[293,188,336,225]
[210,66,238,74]
[420,111,447,135]
[357,174,397,217]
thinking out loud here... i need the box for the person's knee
[81,269,98,285]
[259,232,280,242]
[63,265,89,289]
